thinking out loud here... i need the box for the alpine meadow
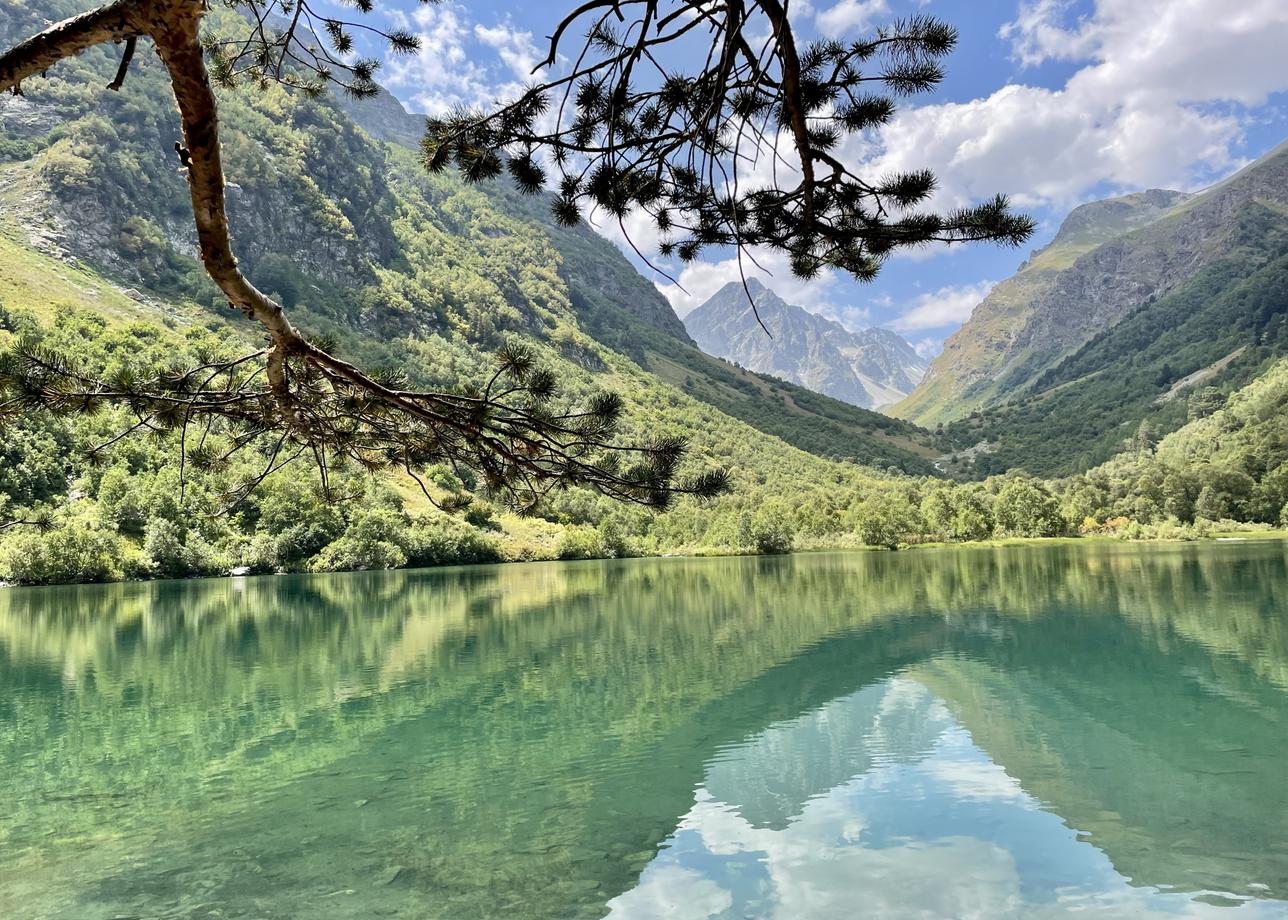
[2,1,1288,918]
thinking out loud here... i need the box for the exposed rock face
[0,35,692,343]
[331,84,425,149]
[895,140,1288,426]
[684,279,927,410]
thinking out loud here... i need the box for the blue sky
[362,0,1288,355]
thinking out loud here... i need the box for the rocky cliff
[684,279,927,410]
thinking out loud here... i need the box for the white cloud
[382,3,540,115]
[1005,0,1288,111]
[1000,0,1098,66]
[892,280,996,333]
[605,865,732,920]
[382,4,487,114]
[473,21,543,81]
[913,337,940,359]
[921,741,1030,803]
[846,0,1288,215]
[815,0,890,38]
[652,250,844,319]
[861,84,1240,211]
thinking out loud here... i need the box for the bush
[555,525,608,560]
[310,508,410,572]
[748,507,794,555]
[142,519,227,579]
[405,516,502,567]
[0,522,138,585]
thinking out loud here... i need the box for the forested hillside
[898,140,1288,427]
[0,0,953,584]
[940,195,1288,477]
[1050,353,1288,536]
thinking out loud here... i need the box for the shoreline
[3,530,1287,591]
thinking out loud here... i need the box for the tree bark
[0,0,139,94]
[146,1,304,405]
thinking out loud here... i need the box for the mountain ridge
[897,140,1288,428]
[684,279,927,410]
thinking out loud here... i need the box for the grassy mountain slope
[894,188,1192,425]
[943,200,1288,477]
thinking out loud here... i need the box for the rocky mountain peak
[684,281,927,410]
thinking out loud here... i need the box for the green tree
[854,490,923,550]
[1187,386,1225,422]
[748,506,795,555]
[1194,485,1228,522]
[0,418,73,508]
[947,487,995,542]
[994,478,1064,538]
[1162,469,1203,523]
[919,487,955,540]
[1,0,1028,511]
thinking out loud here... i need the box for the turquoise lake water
[2,541,1287,918]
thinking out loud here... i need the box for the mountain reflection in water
[2,542,1286,919]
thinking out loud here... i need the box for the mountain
[930,140,1288,477]
[684,279,928,410]
[894,187,1194,426]
[0,0,957,583]
[0,0,942,476]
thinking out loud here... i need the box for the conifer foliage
[424,4,1035,283]
[0,0,1030,511]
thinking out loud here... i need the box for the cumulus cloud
[892,281,996,334]
[1004,0,1288,110]
[473,21,543,81]
[382,4,542,115]
[651,250,845,319]
[826,0,1288,219]
[382,4,485,115]
[815,0,890,38]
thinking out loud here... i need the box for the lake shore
[4,528,1288,590]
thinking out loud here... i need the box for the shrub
[405,516,502,567]
[142,519,227,579]
[555,525,608,560]
[311,508,410,572]
[0,521,138,585]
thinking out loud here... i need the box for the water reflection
[613,678,1286,919]
[0,542,1286,918]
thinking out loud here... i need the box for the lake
[2,542,1287,919]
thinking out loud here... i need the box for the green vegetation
[945,202,1288,477]
[6,297,1279,586]
[1,0,1286,587]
